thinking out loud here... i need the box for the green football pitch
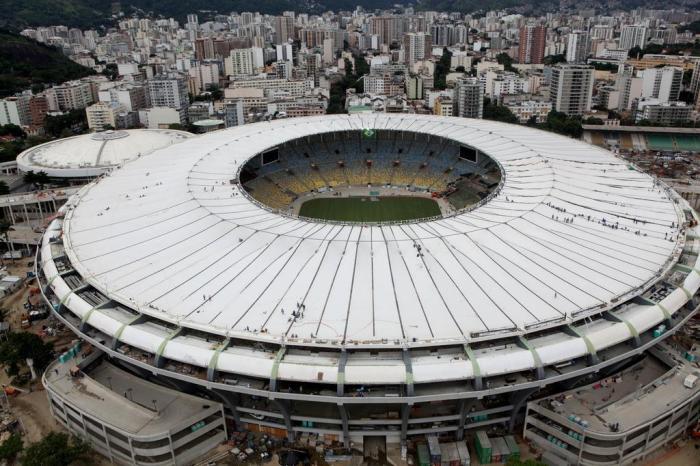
[298,196,441,222]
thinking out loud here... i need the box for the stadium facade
[38,115,700,459]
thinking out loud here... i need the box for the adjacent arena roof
[58,115,685,347]
[16,129,193,178]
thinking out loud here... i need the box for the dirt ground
[653,439,700,466]
[0,258,87,446]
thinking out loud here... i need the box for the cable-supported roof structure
[50,115,687,351]
[16,129,193,178]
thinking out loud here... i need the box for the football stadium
[36,114,700,464]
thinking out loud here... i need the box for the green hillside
[0,31,95,98]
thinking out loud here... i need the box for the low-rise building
[505,100,552,123]
[523,345,700,466]
[140,107,187,129]
[635,99,692,125]
[44,353,227,466]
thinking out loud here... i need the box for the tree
[433,48,453,90]
[455,65,466,73]
[483,99,519,124]
[44,110,87,138]
[0,331,54,376]
[23,170,50,189]
[496,52,515,72]
[21,433,88,466]
[0,433,22,461]
[326,54,368,114]
[628,46,644,58]
[541,110,583,138]
[687,20,700,35]
[168,123,197,133]
[0,124,25,138]
[543,54,566,65]
[102,63,118,81]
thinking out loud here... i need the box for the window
[459,146,477,163]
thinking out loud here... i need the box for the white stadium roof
[16,129,193,178]
[56,115,686,348]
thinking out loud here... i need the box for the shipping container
[492,437,510,463]
[417,443,431,466]
[455,441,470,465]
[474,431,492,464]
[440,442,460,466]
[504,435,520,460]
[427,435,441,466]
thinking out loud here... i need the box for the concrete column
[400,403,410,443]
[577,430,586,466]
[167,434,176,465]
[211,389,241,425]
[272,398,295,442]
[338,404,350,447]
[456,399,467,441]
[508,387,538,432]
[100,422,116,464]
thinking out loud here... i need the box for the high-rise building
[615,70,644,111]
[406,75,424,100]
[86,102,126,131]
[0,95,31,126]
[403,32,432,66]
[566,31,590,63]
[641,66,683,103]
[549,64,594,116]
[194,38,215,60]
[274,16,295,45]
[369,16,406,46]
[591,25,614,40]
[454,24,469,45]
[518,25,546,64]
[303,53,321,87]
[46,81,94,111]
[186,14,199,40]
[275,43,294,63]
[322,38,334,66]
[619,25,649,51]
[188,62,220,93]
[147,74,189,117]
[98,83,148,112]
[454,77,483,118]
[430,24,454,47]
[225,49,256,77]
[28,95,48,129]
